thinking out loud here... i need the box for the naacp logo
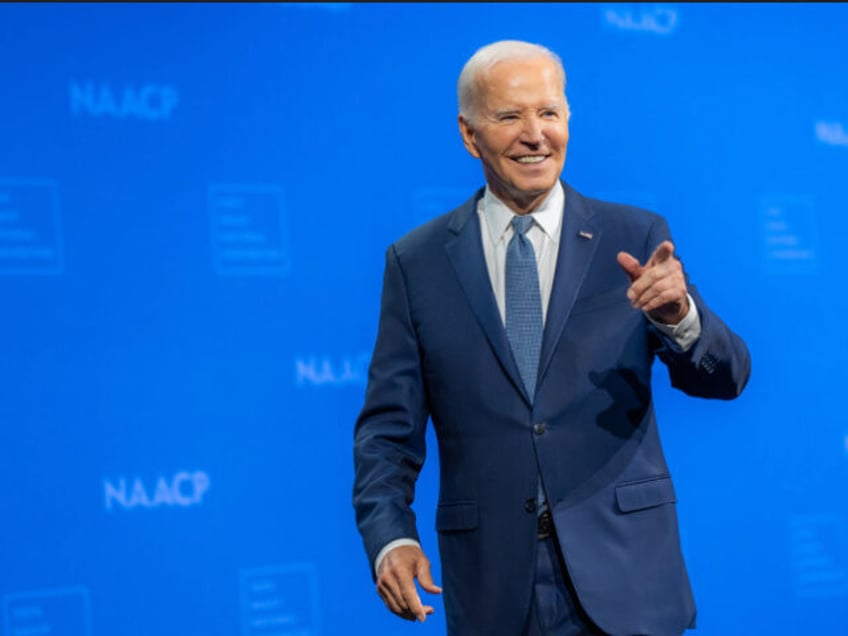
[104,471,210,510]
[602,4,678,35]
[815,121,848,147]
[70,80,179,121]
[295,353,370,388]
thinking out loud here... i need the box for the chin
[514,179,556,195]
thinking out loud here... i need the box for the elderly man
[353,40,750,636]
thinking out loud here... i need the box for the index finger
[399,580,428,622]
[647,240,675,267]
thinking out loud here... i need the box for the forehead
[476,57,565,108]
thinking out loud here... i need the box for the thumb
[616,251,643,282]
[416,559,442,594]
[647,240,675,266]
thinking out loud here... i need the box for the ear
[458,114,481,159]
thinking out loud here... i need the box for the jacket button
[524,499,537,513]
[700,354,717,374]
[533,422,546,435]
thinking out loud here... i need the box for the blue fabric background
[0,4,845,635]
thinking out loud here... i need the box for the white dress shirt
[373,182,701,574]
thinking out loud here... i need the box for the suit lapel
[537,184,601,389]
[444,191,530,404]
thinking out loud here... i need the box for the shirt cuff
[374,538,421,576]
[646,293,701,353]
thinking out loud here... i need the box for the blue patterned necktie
[505,215,543,400]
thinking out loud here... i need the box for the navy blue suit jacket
[353,183,750,635]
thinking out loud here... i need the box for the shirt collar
[482,181,564,245]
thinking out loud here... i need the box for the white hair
[457,40,567,123]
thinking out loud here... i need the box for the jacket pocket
[435,501,478,532]
[615,475,676,513]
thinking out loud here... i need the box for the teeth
[516,156,545,164]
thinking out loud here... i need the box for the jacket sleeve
[646,217,752,399]
[353,244,430,573]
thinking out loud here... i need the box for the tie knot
[512,215,534,236]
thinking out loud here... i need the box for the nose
[519,115,545,145]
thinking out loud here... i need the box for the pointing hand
[617,240,689,325]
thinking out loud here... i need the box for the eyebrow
[492,104,564,117]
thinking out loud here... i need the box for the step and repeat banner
[1,4,846,635]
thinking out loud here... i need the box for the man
[353,40,750,636]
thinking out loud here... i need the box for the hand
[376,544,442,622]
[617,240,689,325]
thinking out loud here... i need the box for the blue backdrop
[1,3,847,635]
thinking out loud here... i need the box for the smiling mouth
[514,155,548,164]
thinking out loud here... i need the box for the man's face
[459,56,569,214]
